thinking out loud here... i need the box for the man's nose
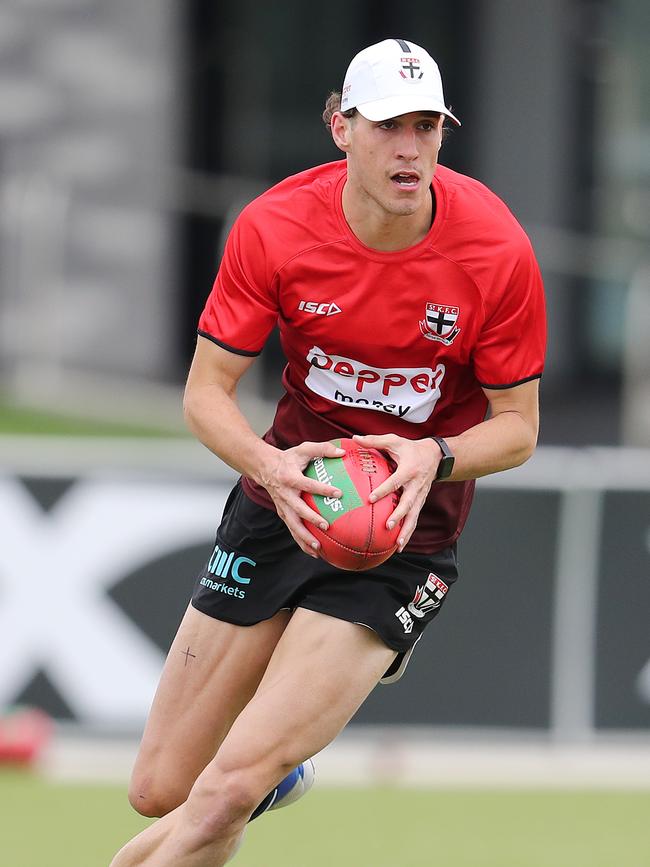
[395,129,419,161]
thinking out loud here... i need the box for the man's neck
[341,182,434,252]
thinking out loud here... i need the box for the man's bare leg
[110,608,396,866]
[128,604,291,817]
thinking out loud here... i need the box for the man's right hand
[257,441,345,557]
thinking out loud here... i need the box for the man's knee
[128,772,188,818]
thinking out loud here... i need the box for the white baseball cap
[340,38,461,126]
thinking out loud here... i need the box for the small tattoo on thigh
[181,646,197,667]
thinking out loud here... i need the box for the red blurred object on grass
[0,706,54,766]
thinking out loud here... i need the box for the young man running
[111,38,545,866]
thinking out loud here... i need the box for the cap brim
[356,96,461,126]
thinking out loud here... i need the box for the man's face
[334,111,444,217]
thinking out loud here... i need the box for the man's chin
[384,186,430,216]
[386,199,422,217]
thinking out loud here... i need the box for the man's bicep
[483,378,540,431]
[186,334,258,396]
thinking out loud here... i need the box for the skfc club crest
[420,302,461,346]
[407,573,449,619]
[400,56,424,80]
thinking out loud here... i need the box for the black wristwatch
[431,436,455,481]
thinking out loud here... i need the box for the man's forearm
[442,410,538,482]
[183,382,277,485]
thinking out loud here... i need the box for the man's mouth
[391,171,420,188]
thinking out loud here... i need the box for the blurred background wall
[0,0,649,736]
[1,0,649,442]
[0,0,182,414]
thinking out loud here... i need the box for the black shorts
[191,481,458,681]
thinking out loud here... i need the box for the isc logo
[395,606,414,634]
[298,300,342,316]
[207,544,256,584]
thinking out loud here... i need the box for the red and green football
[301,438,401,571]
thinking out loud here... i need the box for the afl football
[302,438,401,571]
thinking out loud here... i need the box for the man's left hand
[352,433,442,552]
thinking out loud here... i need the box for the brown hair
[322,90,450,140]
[322,91,356,127]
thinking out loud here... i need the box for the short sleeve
[472,241,547,389]
[198,209,278,356]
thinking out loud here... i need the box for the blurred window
[588,0,650,372]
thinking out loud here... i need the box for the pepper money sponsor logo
[199,543,256,599]
[305,346,445,423]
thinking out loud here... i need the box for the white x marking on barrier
[0,477,227,724]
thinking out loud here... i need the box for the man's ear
[331,112,353,153]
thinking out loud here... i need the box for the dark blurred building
[179,0,650,446]
[1,1,648,444]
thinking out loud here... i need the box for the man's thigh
[195,608,396,794]
[130,603,291,813]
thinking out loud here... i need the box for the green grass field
[2,771,649,867]
[0,401,187,438]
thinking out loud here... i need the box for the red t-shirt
[198,160,546,553]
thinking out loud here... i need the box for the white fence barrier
[1,438,649,739]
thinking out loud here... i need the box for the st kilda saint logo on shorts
[407,573,449,619]
[420,303,461,346]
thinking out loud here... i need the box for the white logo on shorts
[395,606,414,634]
[407,573,449,619]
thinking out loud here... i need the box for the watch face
[431,437,454,481]
[437,455,454,480]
